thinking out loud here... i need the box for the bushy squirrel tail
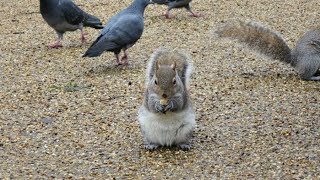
[147,48,193,86]
[215,20,292,64]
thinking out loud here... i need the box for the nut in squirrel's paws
[160,98,169,106]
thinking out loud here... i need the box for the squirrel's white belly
[138,106,196,146]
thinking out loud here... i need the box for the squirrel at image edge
[215,20,320,81]
[138,48,196,150]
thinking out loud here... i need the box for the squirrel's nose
[162,94,167,98]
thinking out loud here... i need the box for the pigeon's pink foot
[81,36,86,44]
[119,55,129,66]
[114,53,121,65]
[189,12,203,18]
[118,62,128,66]
[164,12,174,19]
[80,32,86,45]
[48,41,62,49]
[115,61,128,67]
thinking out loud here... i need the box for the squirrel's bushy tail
[215,20,292,64]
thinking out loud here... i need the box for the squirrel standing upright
[215,20,320,81]
[138,48,196,150]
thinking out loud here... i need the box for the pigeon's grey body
[83,0,153,65]
[40,0,103,48]
[153,0,201,18]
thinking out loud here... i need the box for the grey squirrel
[138,48,196,150]
[215,20,320,81]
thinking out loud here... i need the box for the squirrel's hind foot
[144,143,159,150]
[179,143,191,151]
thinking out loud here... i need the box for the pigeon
[40,0,104,48]
[82,0,154,66]
[153,0,201,19]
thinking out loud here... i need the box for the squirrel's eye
[154,79,158,85]
[173,79,176,85]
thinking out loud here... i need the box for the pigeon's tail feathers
[84,14,104,29]
[82,47,104,57]
[82,35,104,57]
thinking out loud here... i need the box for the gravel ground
[1,0,319,179]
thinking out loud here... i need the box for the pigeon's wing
[153,0,170,5]
[98,10,127,36]
[110,15,144,46]
[86,14,144,55]
[59,0,86,25]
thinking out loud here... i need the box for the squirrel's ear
[171,61,176,71]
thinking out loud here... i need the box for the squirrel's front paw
[164,100,176,112]
[155,102,166,113]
